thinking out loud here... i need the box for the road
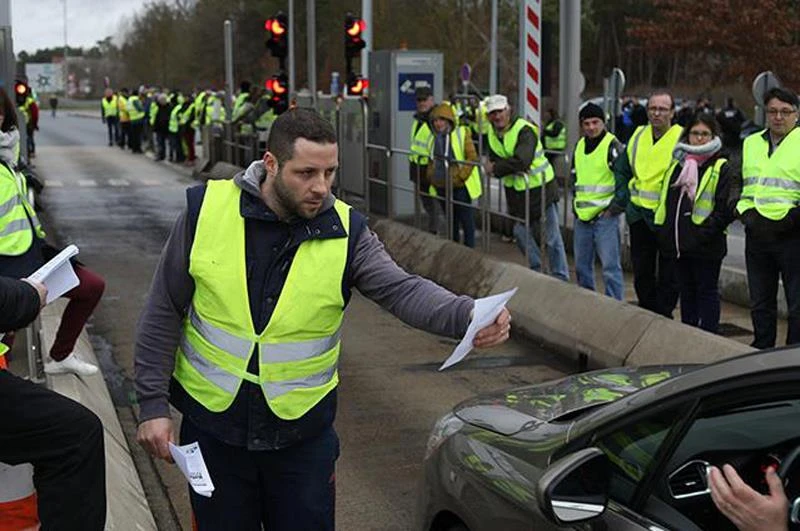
[34,113,572,530]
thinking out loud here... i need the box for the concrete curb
[372,219,753,368]
[40,301,157,530]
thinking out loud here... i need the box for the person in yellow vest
[654,114,739,333]
[542,108,567,169]
[134,109,511,530]
[482,94,569,280]
[409,86,440,234]
[571,103,624,300]
[611,90,683,316]
[127,87,146,153]
[100,87,119,147]
[425,103,482,247]
[232,80,252,121]
[0,274,107,530]
[117,87,130,149]
[736,87,800,348]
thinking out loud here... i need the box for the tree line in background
[15,0,800,103]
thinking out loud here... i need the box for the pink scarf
[671,152,714,202]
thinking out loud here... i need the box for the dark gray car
[417,347,800,530]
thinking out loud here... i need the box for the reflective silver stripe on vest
[535,149,545,158]
[575,185,614,193]
[189,306,253,360]
[259,326,342,364]
[0,218,31,238]
[180,337,241,394]
[262,365,337,400]
[575,199,612,209]
[697,191,714,203]
[755,197,800,205]
[743,176,800,190]
[630,185,660,201]
[0,195,21,218]
[694,207,712,217]
[529,160,551,176]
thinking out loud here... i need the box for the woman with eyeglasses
[654,114,740,333]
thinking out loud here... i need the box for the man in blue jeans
[571,103,624,300]
[483,94,569,280]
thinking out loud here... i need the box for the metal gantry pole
[306,0,317,108]
[489,0,498,95]
[223,20,234,119]
[288,0,295,97]
[63,0,68,95]
[361,0,372,80]
[559,0,581,158]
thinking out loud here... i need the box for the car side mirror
[537,447,610,525]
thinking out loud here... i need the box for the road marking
[140,179,161,186]
[45,180,63,187]
[78,179,98,187]
[109,179,131,186]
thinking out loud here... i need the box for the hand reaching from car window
[708,464,789,531]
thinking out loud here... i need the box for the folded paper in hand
[28,244,79,304]
[169,442,215,497]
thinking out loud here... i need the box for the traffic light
[265,72,289,115]
[344,13,366,60]
[14,81,29,106]
[346,73,368,97]
[265,12,288,68]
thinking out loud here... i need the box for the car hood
[453,365,695,436]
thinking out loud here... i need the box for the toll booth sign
[398,73,434,111]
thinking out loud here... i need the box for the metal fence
[209,100,573,276]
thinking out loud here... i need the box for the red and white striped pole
[518,0,542,128]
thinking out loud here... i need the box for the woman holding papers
[0,88,105,376]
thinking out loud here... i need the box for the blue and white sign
[398,73,434,111]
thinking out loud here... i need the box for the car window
[643,393,800,531]
[594,406,682,505]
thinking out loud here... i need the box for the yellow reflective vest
[487,117,554,191]
[127,95,145,122]
[543,120,567,151]
[0,160,44,256]
[410,117,433,165]
[655,158,726,226]
[737,128,800,221]
[425,125,482,200]
[117,95,129,122]
[173,180,350,420]
[626,124,682,211]
[101,95,118,118]
[574,133,617,221]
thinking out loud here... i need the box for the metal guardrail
[210,101,572,276]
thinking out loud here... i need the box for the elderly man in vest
[737,87,800,348]
[571,103,624,300]
[482,94,569,280]
[134,109,511,530]
[611,90,683,317]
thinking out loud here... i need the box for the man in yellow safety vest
[134,108,511,530]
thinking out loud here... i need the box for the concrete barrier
[372,219,753,368]
[40,301,157,531]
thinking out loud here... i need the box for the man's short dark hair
[267,108,337,166]
[648,89,675,109]
[763,87,799,108]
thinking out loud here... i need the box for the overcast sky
[11,0,149,54]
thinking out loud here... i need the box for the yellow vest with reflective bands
[102,96,118,118]
[737,128,800,220]
[410,118,433,165]
[127,95,145,122]
[425,125,482,200]
[173,179,350,420]
[626,124,682,211]
[655,158,726,226]
[574,133,616,221]
[544,120,567,151]
[0,162,44,256]
[488,117,554,190]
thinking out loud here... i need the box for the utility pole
[306,0,316,106]
[489,0,498,95]
[288,0,295,96]
[558,0,581,157]
[361,0,371,80]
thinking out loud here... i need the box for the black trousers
[129,121,143,153]
[0,370,106,530]
[745,234,800,348]
[629,219,679,317]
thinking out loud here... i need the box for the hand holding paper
[169,442,215,498]
[28,244,79,304]
[439,288,517,371]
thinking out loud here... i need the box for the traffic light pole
[288,0,295,97]
[360,0,371,80]
[224,20,234,118]
[306,0,317,107]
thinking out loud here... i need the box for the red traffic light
[265,76,287,95]
[346,19,365,37]
[265,18,286,36]
[14,82,27,96]
[348,77,368,95]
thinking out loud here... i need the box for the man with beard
[134,108,511,530]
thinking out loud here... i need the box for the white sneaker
[44,355,98,376]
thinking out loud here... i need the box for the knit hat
[579,102,605,122]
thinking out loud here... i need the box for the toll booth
[368,50,444,217]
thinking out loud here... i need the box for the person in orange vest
[0,276,106,530]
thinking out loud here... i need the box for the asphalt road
[34,114,572,530]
